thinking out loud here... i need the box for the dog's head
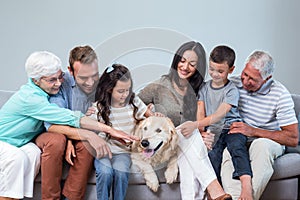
[132,116,178,159]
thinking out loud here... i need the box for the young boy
[197,45,253,200]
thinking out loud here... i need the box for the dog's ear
[131,119,145,150]
[169,129,178,150]
[166,118,178,150]
[133,119,145,137]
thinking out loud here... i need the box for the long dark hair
[167,41,207,121]
[95,64,140,126]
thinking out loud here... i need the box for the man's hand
[87,133,112,159]
[201,130,215,150]
[65,140,76,165]
[229,122,255,137]
[176,121,198,138]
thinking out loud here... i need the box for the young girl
[91,64,161,200]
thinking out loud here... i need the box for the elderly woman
[0,51,135,200]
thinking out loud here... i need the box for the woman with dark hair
[138,41,231,200]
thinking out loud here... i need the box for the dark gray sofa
[1,90,300,200]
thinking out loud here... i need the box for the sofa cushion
[86,163,180,185]
[270,153,300,180]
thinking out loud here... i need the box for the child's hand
[153,112,165,117]
[65,140,76,166]
[86,106,96,116]
[201,130,215,150]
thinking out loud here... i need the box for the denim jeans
[94,153,131,200]
[208,128,252,184]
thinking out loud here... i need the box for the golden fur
[131,116,179,192]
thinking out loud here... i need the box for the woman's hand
[176,121,198,138]
[65,140,76,165]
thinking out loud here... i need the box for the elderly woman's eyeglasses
[41,72,65,84]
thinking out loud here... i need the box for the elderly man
[202,50,299,200]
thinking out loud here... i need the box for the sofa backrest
[291,94,300,150]
[292,94,300,118]
[0,90,14,108]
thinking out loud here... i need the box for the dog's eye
[156,128,161,133]
[144,127,147,131]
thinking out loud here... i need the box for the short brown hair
[210,45,235,68]
[69,45,98,72]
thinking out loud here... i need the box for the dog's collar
[154,141,163,152]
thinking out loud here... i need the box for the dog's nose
[141,140,149,148]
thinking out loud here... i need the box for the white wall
[1,0,300,93]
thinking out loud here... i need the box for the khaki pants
[36,132,94,200]
[221,138,284,200]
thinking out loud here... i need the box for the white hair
[245,50,274,80]
[25,51,62,80]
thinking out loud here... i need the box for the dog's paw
[164,168,178,184]
[146,179,160,192]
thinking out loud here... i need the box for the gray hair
[245,50,274,80]
[25,51,62,80]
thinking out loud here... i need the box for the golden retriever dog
[131,116,179,192]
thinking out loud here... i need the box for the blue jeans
[94,153,131,200]
[208,128,252,184]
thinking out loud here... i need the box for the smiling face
[241,63,266,92]
[177,50,198,80]
[34,70,64,95]
[69,59,99,94]
[111,79,132,107]
[132,116,178,160]
[209,61,234,87]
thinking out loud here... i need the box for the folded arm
[229,122,299,147]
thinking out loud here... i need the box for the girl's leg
[94,157,113,200]
[111,153,131,200]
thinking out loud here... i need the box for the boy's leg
[208,130,227,184]
[225,133,253,199]
[225,133,252,179]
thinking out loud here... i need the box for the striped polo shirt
[230,76,297,131]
